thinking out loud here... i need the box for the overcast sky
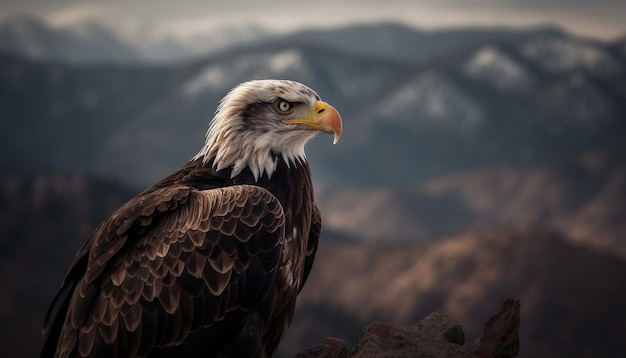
[1,0,625,40]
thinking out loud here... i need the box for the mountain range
[1,18,625,246]
[0,15,269,63]
[1,17,625,357]
[0,15,141,63]
[1,20,625,187]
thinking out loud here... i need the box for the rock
[470,298,520,358]
[294,299,520,358]
[415,311,465,345]
[352,321,474,358]
[294,337,352,358]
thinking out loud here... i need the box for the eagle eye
[274,99,295,114]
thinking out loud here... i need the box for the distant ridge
[0,15,614,65]
[283,22,569,62]
[0,14,141,63]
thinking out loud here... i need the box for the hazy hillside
[317,142,626,259]
[280,229,626,357]
[0,175,134,358]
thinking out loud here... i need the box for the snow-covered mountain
[463,45,535,91]
[536,72,618,125]
[181,48,317,98]
[375,70,484,131]
[521,34,624,74]
[2,23,625,189]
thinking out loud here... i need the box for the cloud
[46,3,104,26]
[2,0,625,40]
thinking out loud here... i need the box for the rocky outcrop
[295,299,520,358]
[470,299,520,357]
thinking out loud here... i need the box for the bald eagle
[40,80,342,357]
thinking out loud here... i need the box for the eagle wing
[42,184,286,357]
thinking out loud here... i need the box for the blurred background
[1,1,625,357]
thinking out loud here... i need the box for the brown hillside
[280,229,626,357]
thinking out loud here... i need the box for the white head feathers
[192,80,322,180]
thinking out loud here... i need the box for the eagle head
[194,79,342,180]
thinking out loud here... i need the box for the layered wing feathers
[43,184,286,357]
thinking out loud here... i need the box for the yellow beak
[282,101,343,144]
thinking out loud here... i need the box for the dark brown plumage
[40,80,341,357]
